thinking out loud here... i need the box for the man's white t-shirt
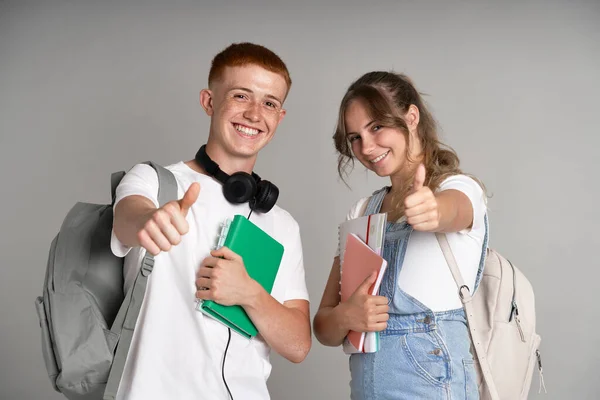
[338,174,487,312]
[110,162,309,400]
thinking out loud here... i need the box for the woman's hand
[404,164,440,231]
[340,272,389,332]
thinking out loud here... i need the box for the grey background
[1,0,599,399]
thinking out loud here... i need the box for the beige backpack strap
[435,233,500,400]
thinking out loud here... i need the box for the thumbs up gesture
[137,182,200,255]
[342,272,389,333]
[404,164,440,231]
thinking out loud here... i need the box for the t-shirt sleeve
[334,197,369,258]
[283,222,309,302]
[437,174,487,236]
[110,163,161,257]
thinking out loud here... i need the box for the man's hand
[137,182,200,255]
[196,248,311,363]
[195,246,259,306]
[404,164,440,231]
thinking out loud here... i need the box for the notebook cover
[339,213,387,354]
[339,213,387,263]
[340,233,387,352]
[199,215,284,338]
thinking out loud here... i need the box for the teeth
[234,124,259,136]
[370,151,389,163]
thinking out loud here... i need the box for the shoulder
[438,174,487,235]
[346,197,370,220]
[345,186,387,220]
[165,161,203,184]
[267,205,300,235]
[138,161,221,194]
[437,174,486,205]
[437,174,482,193]
[116,161,201,205]
[122,161,188,184]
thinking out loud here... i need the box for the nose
[360,135,376,156]
[243,100,261,122]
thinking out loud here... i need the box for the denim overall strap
[363,187,388,217]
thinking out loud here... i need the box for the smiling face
[345,98,419,180]
[200,64,288,168]
[344,100,406,180]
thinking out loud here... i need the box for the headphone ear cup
[252,180,279,213]
[223,172,257,204]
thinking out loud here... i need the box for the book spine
[223,216,242,249]
[338,224,342,296]
[197,217,233,311]
[366,214,371,246]
[215,218,232,250]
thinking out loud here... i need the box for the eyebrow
[230,87,283,105]
[347,119,376,136]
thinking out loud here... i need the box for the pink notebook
[340,233,388,353]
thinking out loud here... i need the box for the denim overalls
[349,188,487,400]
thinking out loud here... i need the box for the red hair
[208,42,291,93]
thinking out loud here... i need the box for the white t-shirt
[110,162,309,400]
[338,174,487,312]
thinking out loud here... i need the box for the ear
[406,104,423,157]
[200,89,214,116]
[406,104,420,131]
[277,108,287,124]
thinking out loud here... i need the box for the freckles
[263,114,276,124]
[221,102,239,113]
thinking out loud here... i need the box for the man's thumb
[412,164,426,193]
[179,182,200,213]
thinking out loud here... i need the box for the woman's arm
[405,165,475,233]
[435,189,474,232]
[313,257,388,347]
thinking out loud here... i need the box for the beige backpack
[436,234,545,399]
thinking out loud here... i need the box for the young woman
[314,71,488,399]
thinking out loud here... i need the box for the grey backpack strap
[435,233,500,400]
[144,161,178,208]
[104,163,178,400]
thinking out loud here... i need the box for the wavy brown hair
[334,71,483,220]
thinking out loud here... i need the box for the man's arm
[113,195,158,248]
[113,183,200,255]
[195,247,311,363]
[244,288,311,364]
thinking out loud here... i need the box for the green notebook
[198,215,284,338]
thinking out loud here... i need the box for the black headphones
[194,145,279,213]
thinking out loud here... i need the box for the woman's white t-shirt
[338,174,487,312]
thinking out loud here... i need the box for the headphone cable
[222,327,233,400]
[222,210,253,400]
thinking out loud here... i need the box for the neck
[389,176,405,194]
[186,140,257,176]
[388,170,410,195]
[388,159,422,194]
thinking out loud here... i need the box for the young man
[111,43,310,400]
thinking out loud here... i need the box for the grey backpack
[35,162,177,400]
